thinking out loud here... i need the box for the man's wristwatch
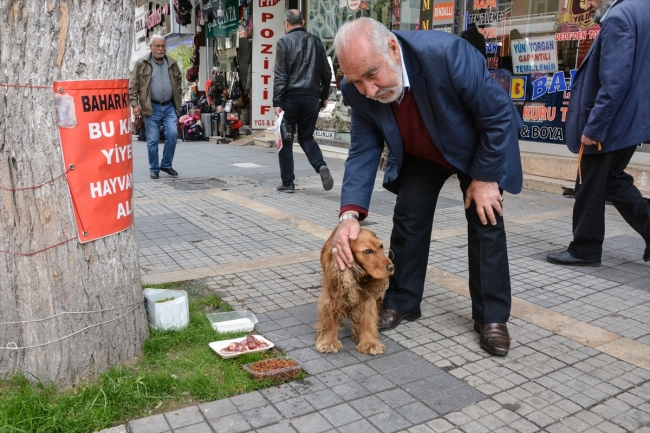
[339,213,358,223]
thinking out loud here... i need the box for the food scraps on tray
[219,335,269,354]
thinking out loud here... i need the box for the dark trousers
[384,155,512,324]
[568,145,650,261]
[278,94,326,186]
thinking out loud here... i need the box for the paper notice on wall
[511,36,558,75]
[53,79,134,243]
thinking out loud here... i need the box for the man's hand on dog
[464,180,503,225]
[333,213,360,270]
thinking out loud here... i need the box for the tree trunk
[0,0,147,386]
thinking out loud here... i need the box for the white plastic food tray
[208,335,274,359]
[206,310,258,333]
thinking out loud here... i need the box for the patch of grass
[0,289,303,433]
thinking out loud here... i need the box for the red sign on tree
[53,79,134,243]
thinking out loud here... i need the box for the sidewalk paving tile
[163,406,204,429]
[337,418,382,433]
[273,396,316,418]
[303,387,345,410]
[289,412,334,433]
[128,414,171,433]
[229,391,267,412]
[367,409,412,433]
[205,412,251,433]
[173,422,213,433]
[239,405,283,429]
[318,403,363,427]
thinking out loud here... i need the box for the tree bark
[0,0,147,386]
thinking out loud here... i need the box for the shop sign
[53,79,134,242]
[251,0,285,129]
[510,76,526,100]
[314,130,336,139]
[419,0,432,30]
[510,69,579,144]
[347,0,361,12]
[135,12,147,46]
[511,36,558,75]
[433,24,453,33]
[207,0,240,37]
[434,2,454,21]
[146,3,170,30]
[453,0,463,34]
[555,0,597,30]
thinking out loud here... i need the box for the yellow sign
[555,0,596,29]
[510,77,526,100]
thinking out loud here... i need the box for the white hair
[149,35,166,46]
[333,18,396,60]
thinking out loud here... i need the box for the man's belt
[151,99,172,105]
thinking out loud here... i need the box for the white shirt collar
[395,42,410,104]
[398,43,410,89]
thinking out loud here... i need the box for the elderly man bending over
[330,18,523,356]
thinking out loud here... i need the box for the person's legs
[277,99,298,187]
[567,151,614,262]
[144,104,163,172]
[458,173,511,356]
[457,172,511,324]
[604,146,650,248]
[160,104,178,170]
[383,156,451,312]
[293,96,327,172]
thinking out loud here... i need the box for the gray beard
[593,0,615,23]
[367,58,404,104]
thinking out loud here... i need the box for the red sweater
[391,89,452,170]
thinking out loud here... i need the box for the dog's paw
[316,339,343,353]
[356,340,385,355]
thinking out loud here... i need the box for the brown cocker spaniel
[316,228,394,355]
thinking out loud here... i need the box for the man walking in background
[129,35,182,180]
[547,0,650,266]
[273,9,333,193]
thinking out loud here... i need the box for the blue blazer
[340,31,523,214]
[565,0,650,154]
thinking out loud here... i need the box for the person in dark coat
[547,0,650,266]
[272,9,333,193]
[460,23,487,58]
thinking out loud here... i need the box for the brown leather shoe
[474,322,510,356]
[378,307,421,330]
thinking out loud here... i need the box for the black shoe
[150,171,159,179]
[378,307,421,331]
[160,167,178,177]
[547,250,601,266]
[277,183,295,193]
[474,322,510,357]
[318,165,334,191]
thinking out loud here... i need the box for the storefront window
[306,0,403,55]
[466,0,600,144]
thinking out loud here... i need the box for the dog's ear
[327,260,362,304]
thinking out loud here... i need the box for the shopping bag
[270,111,292,151]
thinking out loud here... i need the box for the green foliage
[167,45,193,85]
[0,295,301,432]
